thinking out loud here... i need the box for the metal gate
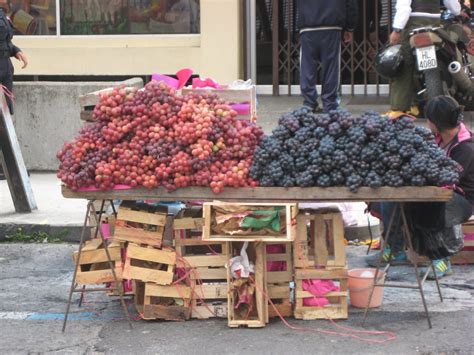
[257,0,396,95]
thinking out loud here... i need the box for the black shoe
[312,106,323,114]
[0,173,5,181]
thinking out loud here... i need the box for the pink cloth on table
[302,279,340,307]
[231,103,251,115]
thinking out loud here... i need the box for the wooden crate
[265,243,293,318]
[294,210,346,269]
[174,211,229,319]
[227,242,267,328]
[135,282,191,321]
[79,77,144,122]
[294,268,348,320]
[451,222,474,264]
[113,204,167,248]
[123,243,176,285]
[203,202,298,242]
[181,85,257,122]
[73,239,123,285]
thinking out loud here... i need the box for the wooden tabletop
[61,185,453,203]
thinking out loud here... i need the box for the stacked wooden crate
[265,243,293,318]
[293,209,348,320]
[174,206,229,319]
[113,202,190,321]
[227,242,268,328]
[452,218,474,265]
[73,239,123,285]
[203,202,298,327]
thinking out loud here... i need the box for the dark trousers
[0,57,13,114]
[300,30,341,112]
[372,193,473,254]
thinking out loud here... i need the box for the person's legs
[319,30,342,112]
[366,202,407,266]
[426,193,472,279]
[390,28,415,112]
[300,31,320,110]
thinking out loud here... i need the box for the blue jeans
[371,202,405,254]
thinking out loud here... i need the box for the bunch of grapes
[57,80,264,193]
[249,107,460,191]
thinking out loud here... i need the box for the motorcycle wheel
[424,68,445,99]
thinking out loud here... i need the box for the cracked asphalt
[0,243,473,355]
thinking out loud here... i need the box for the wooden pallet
[174,208,230,319]
[181,85,257,122]
[265,243,293,318]
[113,204,167,248]
[123,243,176,285]
[203,202,298,242]
[73,239,123,285]
[135,282,191,321]
[227,242,267,328]
[294,210,346,269]
[79,78,143,122]
[294,268,348,320]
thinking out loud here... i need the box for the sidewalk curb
[0,223,86,243]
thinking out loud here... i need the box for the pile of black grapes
[250,107,461,192]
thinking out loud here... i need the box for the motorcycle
[410,8,474,112]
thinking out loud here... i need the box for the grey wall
[12,81,124,171]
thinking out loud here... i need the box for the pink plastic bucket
[348,268,386,308]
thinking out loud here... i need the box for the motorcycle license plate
[416,45,438,71]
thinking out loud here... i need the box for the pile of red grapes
[57,81,264,193]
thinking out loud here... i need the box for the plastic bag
[407,196,470,259]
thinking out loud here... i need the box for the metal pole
[399,204,433,329]
[272,0,280,96]
[91,201,133,330]
[62,201,92,332]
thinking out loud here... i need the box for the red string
[250,274,397,345]
[1,85,14,101]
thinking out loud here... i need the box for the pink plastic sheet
[151,68,193,89]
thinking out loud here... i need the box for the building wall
[12,0,244,84]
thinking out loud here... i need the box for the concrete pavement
[0,243,473,354]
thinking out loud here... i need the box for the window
[59,0,200,35]
[9,0,57,35]
[8,0,201,36]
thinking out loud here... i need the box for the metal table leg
[62,201,92,332]
[62,200,133,332]
[363,202,443,329]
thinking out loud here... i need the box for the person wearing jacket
[0,0,27,113]
[297,0,358,113]
[367,95,474,279]
[387,0,461,117]
[0,0,27,180]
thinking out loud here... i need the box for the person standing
[297,0,358,113]
[0,0,27,180]
[387,0,461,117]
[0,0,27,113]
